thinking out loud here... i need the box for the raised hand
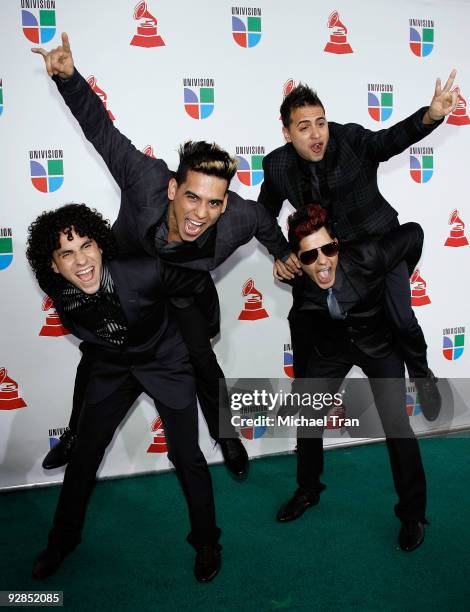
[428,69,459,121]
[31,32,74,79]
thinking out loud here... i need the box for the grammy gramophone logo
[130,1,165,48]
[447,87,470,126]
[238,278,269,320]
[410,268,431,306]
[324,10,353,54]
[142,144,156,158]
[0,368,26,411]
[444,210,469,247]
[39,296,69,337]
[86,75,115,121]
[146,416,168,453]
[279,78,296,120]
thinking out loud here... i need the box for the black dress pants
[384,261,428,378]
[69,305,237,443]
[295,345,427,522]
[49,373,220,552]
[171,302,237,442]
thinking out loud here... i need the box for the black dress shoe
[194,544,222,583]
[219,438,249,478]
[277,485,326,522]
[42,428,77,470]
[398,520,426,552]
[32,545,69,579]
[414,369,441,422]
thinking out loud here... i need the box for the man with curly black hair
[32,33,294,478]
[27,203,222,583]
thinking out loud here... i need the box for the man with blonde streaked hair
[33,32,293,479]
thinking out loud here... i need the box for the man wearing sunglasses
[277,204,428,552]
[260,74,459,421]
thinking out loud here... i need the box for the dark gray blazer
[54,69,291,270]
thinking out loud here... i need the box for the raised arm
[31,32,168,191]
[350,69,458,163]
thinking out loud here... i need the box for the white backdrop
[1,0,469,490]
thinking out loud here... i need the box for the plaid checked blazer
[259,110,442,241]
[54,69,290,271]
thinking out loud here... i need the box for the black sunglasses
[299,241,339,265]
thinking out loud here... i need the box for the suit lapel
[108,259,140,325]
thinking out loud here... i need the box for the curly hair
[175,140,238,187]
[287,204,334,253]
[26,203,118,292]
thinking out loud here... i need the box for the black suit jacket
[259,113,442,241]
[42,257,214,407]
[289,223,424,360]
[54,69,290,269]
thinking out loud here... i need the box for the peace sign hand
[428,69,459,121]
[31,32,74,79]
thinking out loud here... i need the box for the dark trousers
[171,303,236,441]
[385,262,428,378]
[296,345,427,522]
[69,305,236,443]
[49,373,219,552]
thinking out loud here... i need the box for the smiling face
[51,229,103,294]
[298,226,339,289]
[282,104,329,162]
[167,170,228,242]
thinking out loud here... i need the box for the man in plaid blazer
[259,74,458,418]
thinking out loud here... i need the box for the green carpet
[1,437,469,611]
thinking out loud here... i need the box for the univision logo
[21,0,56,44]
[409,18,434,57]
[235,146,265,186]
[231,6,262,48]
[283,343,294,378]
[29,149,64,193]
[183,78,215,120]
[368,83,393,122]
[442,326,465,361]
[240,412,268,439]
[0,228,13,271]
[410,147,433,183]
[47,426,67,450]
[405,383,422,417]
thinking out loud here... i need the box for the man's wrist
[423,108,443,124]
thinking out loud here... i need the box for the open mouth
[311,143,323,156]
[184,218,204,236]
[317,266,331,284]
[76,266,95,283]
